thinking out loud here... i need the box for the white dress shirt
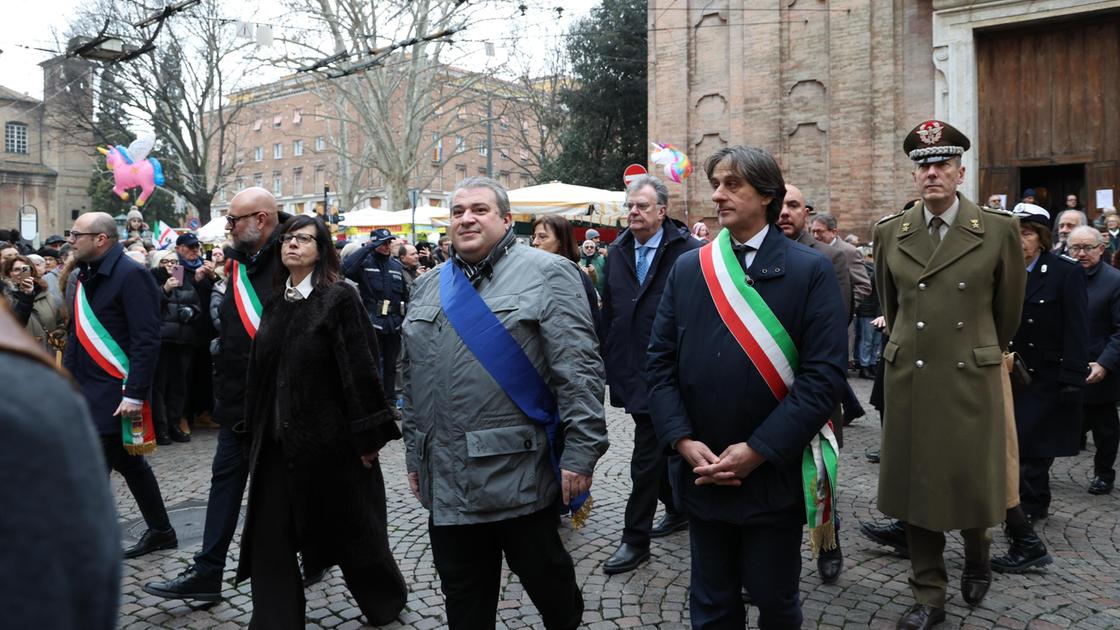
[731,224,769,268]
[284,272,315,302]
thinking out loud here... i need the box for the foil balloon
[650,142,692,183]
[97,133,166,206]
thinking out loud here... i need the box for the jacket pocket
[882,340,899,364]
[972,345,1004,367]
[414,430,432,508]
[464,425,539,512]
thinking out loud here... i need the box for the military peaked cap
[903,120,971,164]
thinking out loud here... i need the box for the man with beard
[776,183,850,585]
[144,187,296,603]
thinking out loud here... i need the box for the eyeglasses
[1068,245,1102,253]
[68,231,104,241]
[226,212,260,227]
[626,202,654,211]
[280,233,315,245]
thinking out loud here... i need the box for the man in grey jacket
[401,176,609,630]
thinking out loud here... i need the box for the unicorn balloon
[97,133,166,206]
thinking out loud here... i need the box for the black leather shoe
[960,562,992,606]
[603,543,650,575]
[301,557,328,587]
[858,367,876,379]
[1088,476,1114,495]
[992,537,1052,574]
[817,544,843,584]
[859,520,909,557]
[123,527,178,559]
[156,433,172,446]
[650,513,689,538]
[143,565,223,602]
[169,426,191,443]
[896,604,945,630]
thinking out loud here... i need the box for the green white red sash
[74,281,157,455]
[229,260,262,338]
[698,228,839,556]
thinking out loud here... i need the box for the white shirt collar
[924,196,960,229]
[635,225,665,249]
[284,272,314,301]
[730,224,769,250]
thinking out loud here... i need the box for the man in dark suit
[1068,225,1120,498]
[145,187,295,602]
[62,211,176,559]
[600,175,701,575]
[648,146,847,628]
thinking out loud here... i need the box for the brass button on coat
[916,360,925,368]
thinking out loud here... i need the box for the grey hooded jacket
[401,237,608,526]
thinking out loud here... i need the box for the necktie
[929,217,945,246]
[285,286,304,302]
[732,243,755,272]
[636,245,651,285]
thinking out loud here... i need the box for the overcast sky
[0,0,602,101]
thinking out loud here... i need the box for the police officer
[873,120,1027,630]
[343,228,408,399]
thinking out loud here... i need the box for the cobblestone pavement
[115,378,1120,629]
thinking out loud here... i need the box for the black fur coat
[236,281,403,583]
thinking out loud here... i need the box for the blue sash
[439,261,590,516]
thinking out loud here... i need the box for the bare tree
[61,0,259,220]
[492,41,570,184]
[274,0,520,212]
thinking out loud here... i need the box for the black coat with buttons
[1010,251,1090,458]
[1083,261,1120,404]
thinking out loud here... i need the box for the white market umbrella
[339,208,403,227]
[507,181,626,221]
[197,215,228,244]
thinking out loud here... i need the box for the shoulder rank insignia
[901,222,911,232]
[1060,254,1078,264]
[969,218,980,229]
[876,211,904,225]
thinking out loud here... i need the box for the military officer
[873,120,1027,630]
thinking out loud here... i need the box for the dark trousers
[151,343,192,437]
[99,434,172,531]
[1084,402,1119,482]
[248,440,405,629]
[622,413,678,547]
[185,343,213,418]
[428,508,583,630]
[688,516,802,629]
[1020,457,1055,519]
[376,331,401,401]
[905,523,990,608]
[193,423,250,574]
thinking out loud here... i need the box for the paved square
[114,379,1120,628]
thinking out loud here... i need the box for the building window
[235,177,244,190]
[292,109,302,124]
[218,187,227,202]
[456,107,466,120]
[253,173,263,188]
[314,165,325,189]
[455,136,465,153]
[292,167,303,195]
[4,122,28,154]
[499,171,510,187]
[315,136,325,151]
[293,139,303,156]
[431,134,442,162]
[272,115,282,129]
[273,143,282,159]
[477,142,488,157]
[455,163,467,174]
[273,171,282,195]
[253,118,262,132]
[254,146,263,161]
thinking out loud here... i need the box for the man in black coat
[145,187,293,602]
[343,227,409,400]
[1,305,121,630]
[62,211,177,559]
[600,175,701,575]
[1067,226,1120,496]
[648,146,847,628]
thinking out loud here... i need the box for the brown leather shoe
[961,562,992,606]
[896,604,945,629]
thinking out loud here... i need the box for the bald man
[145,188,297,603]
[63,212,177,559]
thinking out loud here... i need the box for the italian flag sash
[698,229,839,556]
[229,260,262,339]
[73,281,157,455]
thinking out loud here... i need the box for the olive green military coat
[873,195,1026,531]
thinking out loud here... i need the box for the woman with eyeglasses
[236,215,407,629]
[2,254,64,351]
[531,214,603,343]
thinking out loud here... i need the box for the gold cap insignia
[901,222,911,232]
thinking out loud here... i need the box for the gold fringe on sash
[809,521,837,558]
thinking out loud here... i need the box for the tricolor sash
[439,261,593,527]
[229,260,262,339]
[698,229,839,555]
[74,281,157,455]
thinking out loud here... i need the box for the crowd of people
[3,118,1119,630]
